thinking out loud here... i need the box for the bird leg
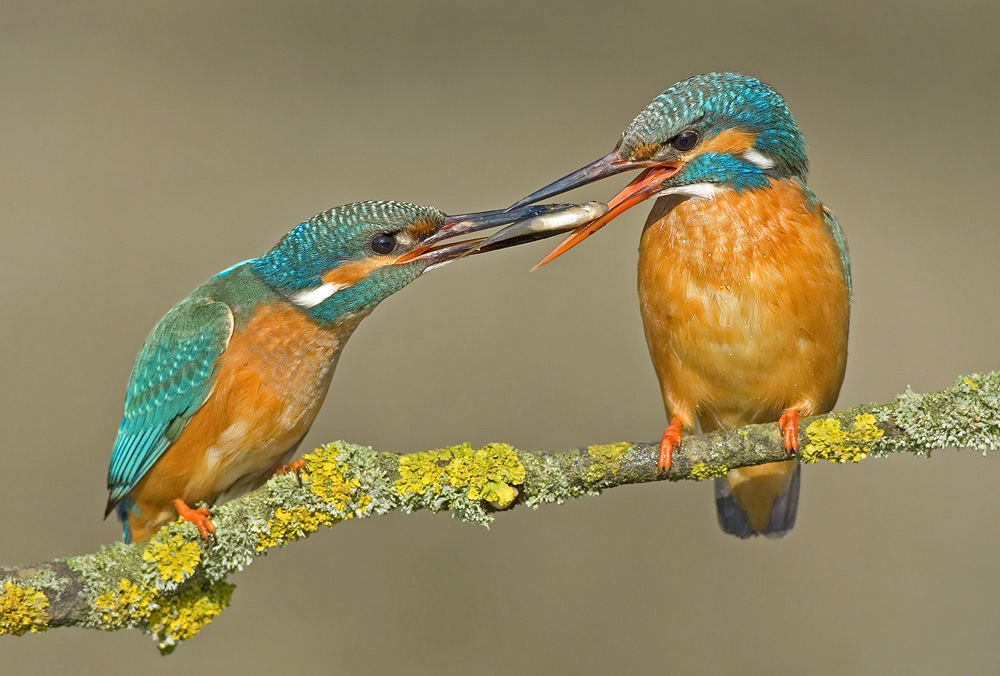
[171,498,215,539]
[275,458,307,486]
[658,416,684,475]
[778,409,801,454]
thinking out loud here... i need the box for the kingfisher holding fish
[106,200,604,542]
[505,73,851,538]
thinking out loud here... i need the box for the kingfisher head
[250,199,603,323]
[508,72,808,266]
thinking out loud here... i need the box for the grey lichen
[883,373,1000,456]
[521,450,591,508]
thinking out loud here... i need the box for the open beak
[392,201,608,269]
[533,163,682,268]
[504,150,684,269]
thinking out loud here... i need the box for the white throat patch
[290,282,347,308]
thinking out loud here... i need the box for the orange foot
[275,458,307,485]
[779,409,801,454]
[172,498,215,539]
[658,417,684,475]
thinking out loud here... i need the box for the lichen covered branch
[2,373,998,652]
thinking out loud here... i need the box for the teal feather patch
[106,298,234,511]
[822,207,852,301]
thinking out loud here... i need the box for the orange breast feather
[637,178,850,431]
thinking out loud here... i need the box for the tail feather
[115,502,133,544]
[714,479,754,539]
[714,461,800,538]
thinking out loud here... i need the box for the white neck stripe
[290,282,347,308]
[741,148,775,169]
[657,183,723,201]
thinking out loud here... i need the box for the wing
[822,206,852,301]
[106,298,234,512]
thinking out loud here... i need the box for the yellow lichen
[585,443,630,482]
[396,448,452,496]
[93,578,154,629]
[689,462,730,481]
[255,507,336,551]
[0,581,49,635]
[143,533,201,584]
[803,413,885,463]
[457,443,525,507]
[395,443,527,508]
[964,377,979,391]
[302,447,370,515]
[148,580,234,654]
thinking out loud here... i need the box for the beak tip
[532,248,562,271]
[506,196,536,212]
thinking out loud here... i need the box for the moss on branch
[2,372,998,653]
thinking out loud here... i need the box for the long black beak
[507,151,634,210]
[504,148,685,269]
[393,202,608,268]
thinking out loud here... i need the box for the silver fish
[474,201,608,253]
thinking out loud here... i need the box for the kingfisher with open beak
[507,73,851,538]
[105,199,604,542]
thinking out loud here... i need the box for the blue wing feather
[106,299,234,512]
[822,206,852,301]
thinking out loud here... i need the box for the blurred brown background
[2,1,999,673]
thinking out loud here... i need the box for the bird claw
[276,458,307,486]
[171,499,215,539]
[779,409,801,454]
[658,418,684,475]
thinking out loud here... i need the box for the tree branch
[2,372,998,652]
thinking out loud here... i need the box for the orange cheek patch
[628,142,660,162]
[686,128,756,159]
[321,259,383,286]
[407,218,440,239]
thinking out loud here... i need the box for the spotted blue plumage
[621,72,809,180]
[105,298,234,514]
[252,200,441,291]
[251,200,442,325]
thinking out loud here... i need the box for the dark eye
[671,130,699,151]
[370,233,397,255]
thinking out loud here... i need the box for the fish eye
[671,130,699,151]
[370,233,397,255]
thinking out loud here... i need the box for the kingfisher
[507,73,851,538]
[105,199,602,542]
